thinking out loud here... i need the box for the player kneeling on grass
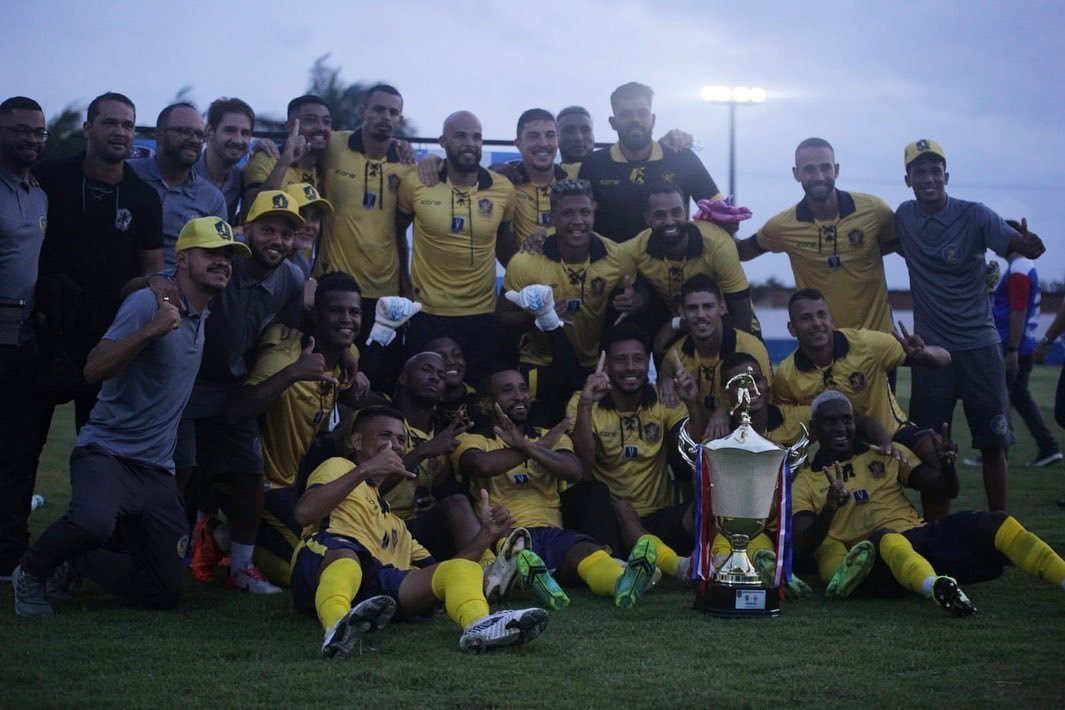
[290,405,548,657]
[792,390,1065,615]
[453,368,659,610]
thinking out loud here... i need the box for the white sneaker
[228,566,282,594]
[322,595,396,658]
[458,607,548,652]
[483,528,531,601]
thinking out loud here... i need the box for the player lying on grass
[793,390,1065,615]
[454,368,660,610]
[290,405,548,657]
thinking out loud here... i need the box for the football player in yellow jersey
[242,95,331,216]
[626,184,756,350]
[569,325,707,582]
[657,275,770,415]
[291,405,549,657]
[396,110,517,384]
[775,288,953,518]
[498,179,637,424]
[793,391,1065,615]
[425,336,480,426]
[227,272,365,585]
[734,138,895,333]
[455,369,661,609]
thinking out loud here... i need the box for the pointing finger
[303,336,316,354]
[289,119,300,138]
[596,351,606,374]
[1020,217,1028,235]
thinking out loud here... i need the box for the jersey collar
[679,327,737,358]
[438,164,495,190]
[599,383,658,411]
[795,189,857,223]
[810,441,869,471]
[347,129,402,162]
[645,222,705,259]
[542,232,609,263]
[608,141,664,163]
[793,330,850,372]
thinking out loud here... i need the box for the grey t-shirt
[76,288,208,472]
[895,196,1015,350]
[0,164,48,342]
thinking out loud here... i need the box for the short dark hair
[601,323,651,356]
[610,82,654,112]
[788,288,826,309]
[516,108,555,139]
[206,97,255,130]
[680,274,722,303]
[795,137,833,156]
[87,92,135,123]
[352,404,405,432]
[644,181,683,207]
[314,271,361,311]
[156,101,198,128]
[550,178,593,208]
[0,96,43,115]
[721,351,761,378]
[362,84,402,106]
[287,95,329,118]
[557,105,591,122]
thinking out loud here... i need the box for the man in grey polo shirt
[130,102,227,269]
[887,139,1045,516]
[0,96,49,581]
[13,216,248,616]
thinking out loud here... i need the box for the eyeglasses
[165,126,206,140]
[2,125,49,140]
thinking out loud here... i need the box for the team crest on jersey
[115,208,132,232]
[272,193,289,209]
[388,174,401,191]
[176,534,189,559]
[847,372,866,390]
[629,167,646,185]
[478,198,493,217]
[590,277,606,296]
[941,245,961,264]
[868,460,886,479]
[642,422,661,443]
[848,229,864,247]
[512,472,530,485]
[215,220,233,240]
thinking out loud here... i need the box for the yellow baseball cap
[246,190,305,226]
[284,182,334,216]
[175,217,251,256]
[904,139,946,169]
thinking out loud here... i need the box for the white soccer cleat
[228,566,282,594]
[322,594,396,659]
[483,527,531,601]
[458,607,549,652]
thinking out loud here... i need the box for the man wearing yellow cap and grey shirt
[884,139,1045,516]
[13,217,246,616]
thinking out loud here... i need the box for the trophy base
[693,582,780,618]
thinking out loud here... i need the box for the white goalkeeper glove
[367,296,422,346]
[504,284,563,332]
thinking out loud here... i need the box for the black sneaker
[46,560,79,603]
[13,565,55,617]
[1029,451,1063,468]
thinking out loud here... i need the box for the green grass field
[3,369,1064,708]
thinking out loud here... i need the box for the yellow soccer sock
[577,549,624,596]
[431,558,490,629]
[879,533,936,596]
[478,548,496,570]
[814,538,848,583]
[639,534,680,576]
[711,533,731,568]
[994,515,1065,586]
[315,557,363,631]
[252,547,291,587]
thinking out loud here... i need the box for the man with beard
[242,95,331,213]
[579,82,722,244]
[195,97,265,222]
[455,368,662,609]
[625,183,756,349]
[317,85,413,391]
[568,325,708,582]
[13,217,246,616]
[226,272,363,585]
[129,102,227,269]
[396,110,517,384]
[177,190,307,594]
[735,138,895,333]
[557,106,595,179]
[498,179,635,424]
[0,96,49,581]
[426,335,480,426]
[792,390,1065,615]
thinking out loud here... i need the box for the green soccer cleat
[825,540,876,599]
[753,548,811,599]
[516,549,569,610]
[932,576,977,617]
[615,538,658,609]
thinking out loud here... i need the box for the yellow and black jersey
[243,152,320,192]
[508,161,569,245]
[566,387,686,517]
[397,166,515,316]
[754,191,894,332]
[317,130,413,298]
[382,421,454,521]
[452,427,575,530]
[773,329,908,434]
[792,444,924,547]
[658,329,772,413]
[304,457,432,569]
[503,233,634,368]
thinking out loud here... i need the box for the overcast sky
[6,0,1064,290]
